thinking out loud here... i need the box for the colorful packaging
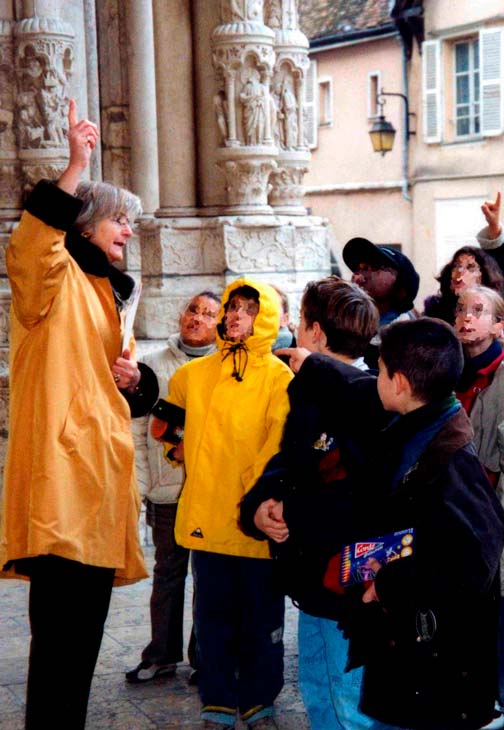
[339,528,415,585]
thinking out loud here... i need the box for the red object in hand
[323,552,346,595]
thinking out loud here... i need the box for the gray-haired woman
[0,100,158,730]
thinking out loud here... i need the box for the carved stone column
[265,0,310,214]
[211,0,278,214]
[134,0,330,346]
[0,19,22,222]
[14,15,74,194]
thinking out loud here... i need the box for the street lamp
[369,115,396,156]
[369,89,415,155]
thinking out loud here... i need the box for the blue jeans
[298,611,400,730]
[192,550,284,725]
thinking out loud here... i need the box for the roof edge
[309,22,397,48]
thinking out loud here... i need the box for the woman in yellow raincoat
[0,101,158,730]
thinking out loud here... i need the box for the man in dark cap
[343,237,420,368]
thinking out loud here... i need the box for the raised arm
[57,99,99,194]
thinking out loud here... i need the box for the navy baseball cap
[343,237,420,312]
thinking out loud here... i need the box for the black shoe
[125,660,176,683]
[188,668,200,686]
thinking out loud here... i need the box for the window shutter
[480,27,503,136]
[303,58,318,149]
[422,39,442,143]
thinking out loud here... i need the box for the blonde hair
[74,180,142,234]
[460,285,504,322]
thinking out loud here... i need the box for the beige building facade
[301,0,504,304]
[0,0,331,475]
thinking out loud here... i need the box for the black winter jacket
[355,407,504,730]
[240,353,389,619]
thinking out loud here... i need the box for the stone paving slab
[0,546,308,729]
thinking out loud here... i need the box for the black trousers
[24,555,115,730]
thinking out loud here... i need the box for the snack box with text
[339,528,415,586]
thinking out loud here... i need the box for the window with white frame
[454,38,480,137]
[318,77,333,126]
[368,71,381,118]
[422,26,503,143]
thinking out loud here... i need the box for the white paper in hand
[121,281,142,351]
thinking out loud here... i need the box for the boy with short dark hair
[240,276,390,730]
[357,317,504,730]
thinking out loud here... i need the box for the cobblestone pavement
[0,545,309,730]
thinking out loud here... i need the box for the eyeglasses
[110,214,132,229]
[452,263,480,275]
[455,302,493,319]
[185,305,218,320]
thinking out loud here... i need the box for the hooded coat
[167,278,293,558]
[0,180,149,586]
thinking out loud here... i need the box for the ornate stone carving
[19,160,68,197]
[266,1,310,213]
[239,68,269,145]
[0,21,16,154]
[212,3,278,212]
[264,0,282,28]
[0,164,22,210]
[225,226,294,271]
[220,0,264,23]
[217,153,276,214]
[295,226,332,271]
[139,220,227,279]
[269,159,308,213]
[14,17,74,151]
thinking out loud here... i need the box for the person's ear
[492,319,504,339]
[311,321,326,349]
[393,370,411,396]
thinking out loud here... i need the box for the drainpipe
[400,39,412,202]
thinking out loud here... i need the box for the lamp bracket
[378,89,416,137]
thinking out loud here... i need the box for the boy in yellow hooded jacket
[158,279,293,730]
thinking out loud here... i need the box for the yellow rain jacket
[167,278,293,558]
[0,180,147,586]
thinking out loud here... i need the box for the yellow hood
[216,278,281,356]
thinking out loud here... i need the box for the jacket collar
[65,228,135,300]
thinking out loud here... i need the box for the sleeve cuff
[477,224,504,250]
[122,362,160,418]
[25,179,83,232]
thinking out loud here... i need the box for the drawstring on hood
[221,341,249,382]
[216,278,282,384]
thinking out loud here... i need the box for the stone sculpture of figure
[38,65,68,147]
[264,0,281,28]
[214,90,229,144]
[221,0,263,22]
[281,78,298,149]
[21,56,44,93]
[270,83,284,148]
[239,70,266,146]
[16,91,44,148]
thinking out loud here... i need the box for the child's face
[454,291,499,348]
[224,294,259,341]
[377,356,399,412]
[450,254,482,294]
